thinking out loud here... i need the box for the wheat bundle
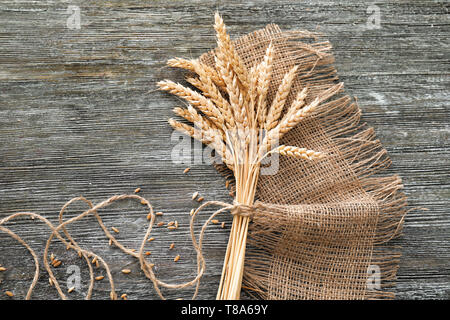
[158,13,342,300]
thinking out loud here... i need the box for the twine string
[0,194,256,300]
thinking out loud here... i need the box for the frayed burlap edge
[197,24,407,300]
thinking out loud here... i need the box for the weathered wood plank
[0,0,448,300]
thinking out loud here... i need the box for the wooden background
[0,0,448,300]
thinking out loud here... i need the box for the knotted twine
[1,24,408,300]
[0,195,257,300]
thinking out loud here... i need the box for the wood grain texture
[0,0,448,300]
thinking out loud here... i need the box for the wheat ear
[214,12,250,90]
[168,118,233,169]
[187,60,236,129]
[167,58,225,88]
[265,65,299,131]
[271,145,325,161]
[157,80,225,128]
[255,43,274,127]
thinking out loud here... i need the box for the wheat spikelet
[173,106,220,134]
[255,43,274,127]
[272,145,325,161]
[168,118,233,168]
[214,12,250,90]
[167,58,226,88]
[187,60,236,129]
[157,80,225,128]
[214,55,248,131]
[278,88,314,134]
[167,58,195,71]
[265,65,299,131]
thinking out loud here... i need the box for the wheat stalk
[161,12,342,300]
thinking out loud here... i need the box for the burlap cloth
[200,25,407,300]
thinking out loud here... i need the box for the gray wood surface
[0,0,448,300]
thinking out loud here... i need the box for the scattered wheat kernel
[157,222,164,227]
[121,269,131,274]
[221,222,225,229]
[140,199,146,205]
[121,293,128,300]
[146,213,152,221]
[192,191,199,200]
[50,253,55,262]
[95,276,104,281]
[156,211,164,216]
[49,278,53,286]
[145,251,151,256]
[176,298,183,300]
[92,257,97,264]
[68,287,75,293]
[167,221,175,226]
[5,291,14,297]
[169,243,175,250]
[197,196,204,202]
[190,209,195,216]
[174,255,180,262]
[211,219,219,224]
[175,221,179,228]
[134,187,141,193]
[95,260,100,268]
[168,226,177,230]
[109,239,113,246]
[112,227,120,233]
[148,237,155,242]
[183,167,190,174]
[0,267,7,272]
[53,260,62,268]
